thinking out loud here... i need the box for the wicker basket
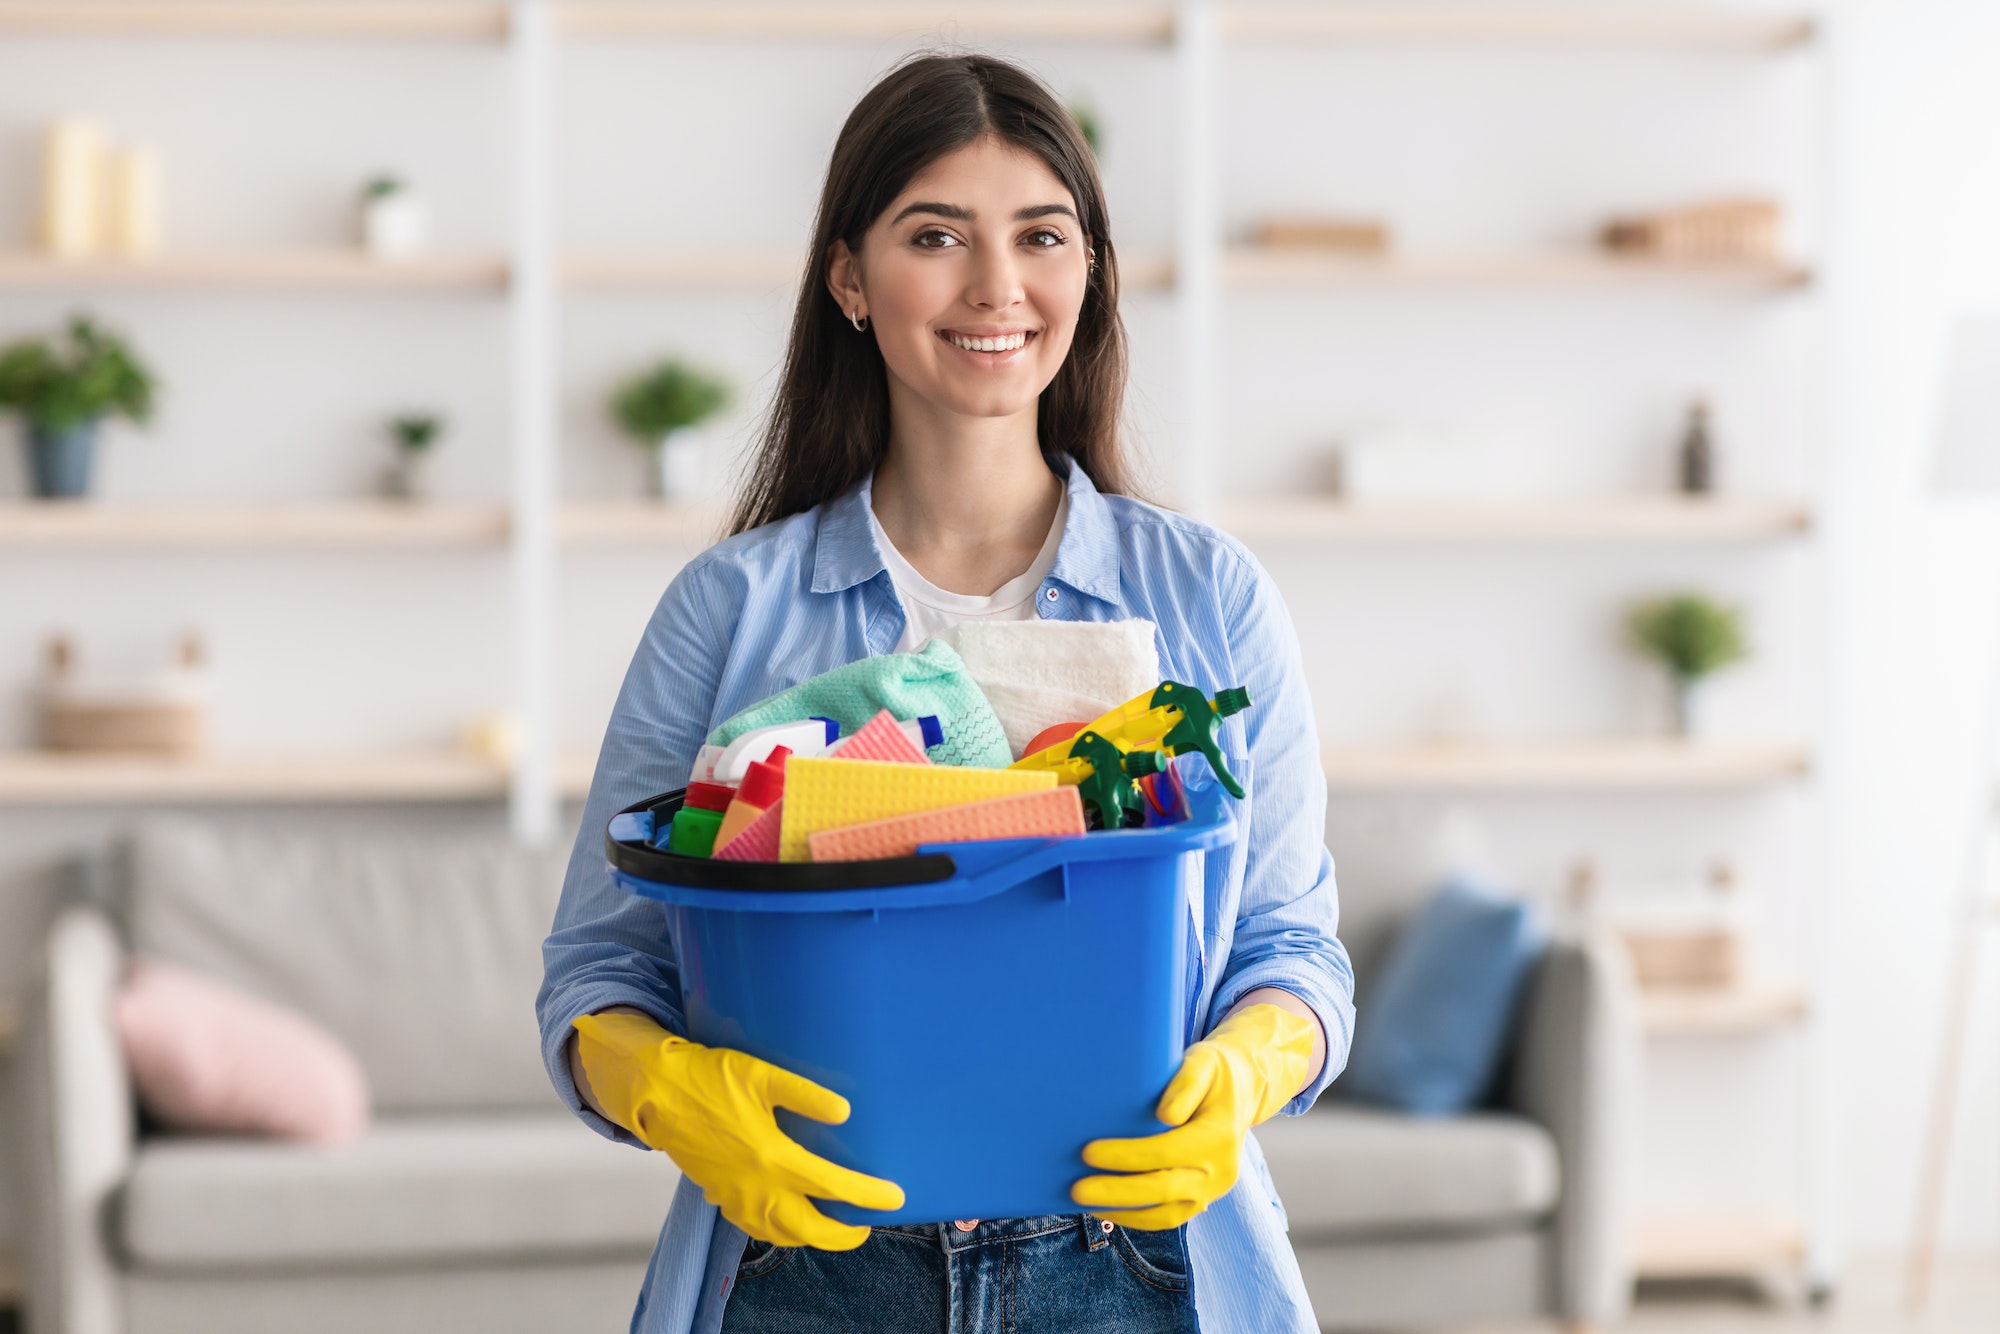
[1601,198,1782,262]
[40,634,208,756]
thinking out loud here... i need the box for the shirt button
[953,1219,979,1232]
[1043,587,1059,601]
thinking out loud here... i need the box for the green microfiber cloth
[707,639,1015,769]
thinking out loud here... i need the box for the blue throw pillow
[1342,880,1547,1116]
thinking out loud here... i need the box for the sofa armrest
[1503,932,1639,1325]
[19,905,134,1334]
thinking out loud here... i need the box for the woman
[539,53,1354,1334]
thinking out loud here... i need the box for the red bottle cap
[683,781,736,812]
[737,758,786,809]
[764,744,792,771]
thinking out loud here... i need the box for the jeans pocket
[735,1238,791,1281]
[1109,1223,1191,1292]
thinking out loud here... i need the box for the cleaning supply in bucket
[707,640,1012,769]
[938,618,1160,759]
[697,716,839,786]
[777,757,1056,862]
[713,749,788,854]
[823,710,938,764]
[808,785,1087,862]
[1013,681,1252,798]
[711,799,782,862]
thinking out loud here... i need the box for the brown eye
[912,229,960,250]
[1022,228,1067,249]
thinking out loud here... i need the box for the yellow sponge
[779,758,1055,862]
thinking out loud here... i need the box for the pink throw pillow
[114,956,370,1146]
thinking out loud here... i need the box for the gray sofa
[19,813,1632,1333]
[17,819,680,1334]
[1254,807,1639,1330]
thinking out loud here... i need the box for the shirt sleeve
[1203,548,1356,1116]
[536,558,730,1145]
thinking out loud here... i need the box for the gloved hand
[571,1012,902,1250]
[1070,1003,1316,1230]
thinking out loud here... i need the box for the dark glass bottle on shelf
[1679,399,1715,495]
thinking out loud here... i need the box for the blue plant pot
[25,421,100,498]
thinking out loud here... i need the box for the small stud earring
[849,310,868,332]
[1087,247,1098,270]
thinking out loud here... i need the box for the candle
[42,117,106,257]
[108,145,163,257]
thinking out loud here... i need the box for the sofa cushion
[120,1112,680,1271]
[1255,1104,1558,1237]
[127,819,572,1112]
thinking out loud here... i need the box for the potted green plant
[1627,593,1749,738]
[381,412,444,500]
[611,358,730,502]
[0,316,156,499]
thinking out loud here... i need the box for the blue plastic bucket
[606,782,1233,1225]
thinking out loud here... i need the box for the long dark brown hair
[728,52,1133,536]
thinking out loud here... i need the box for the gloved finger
[757,1063,853,1126]
[1154,1046,1218,1127]
[1070,1165,1206,1212]
[768,1194,874,1252]
[777,1143,906,1214]
[1085,1201,1202,1232]
[1078,1122,1211,1174]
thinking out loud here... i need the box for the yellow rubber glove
[1071,1003,1317,1230]
[571,1012,903,1250]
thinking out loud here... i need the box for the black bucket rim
[605,789,960,891]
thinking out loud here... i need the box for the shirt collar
[809,456,1122,604]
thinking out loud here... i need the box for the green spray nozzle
[1066,730,1151,830]
[1149,681,1251,799]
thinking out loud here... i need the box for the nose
[964,242,1025,313]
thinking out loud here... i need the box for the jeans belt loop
[1082,1212,1112,1252]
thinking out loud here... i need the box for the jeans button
[953,1219,979,1232]
[1099,1220,1114,1235]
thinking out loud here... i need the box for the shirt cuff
[1209,965,1354,1117]
[540,980,688,1148]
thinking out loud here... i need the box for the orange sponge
[808,786,1086,862]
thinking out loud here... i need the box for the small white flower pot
[363,192,430,260]
[650,428,705,503]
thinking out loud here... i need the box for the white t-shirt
[870,485,1069,654]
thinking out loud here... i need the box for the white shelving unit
[3,0,1831,1295]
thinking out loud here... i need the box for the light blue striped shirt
[539,459,1355,1334]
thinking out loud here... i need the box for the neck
[870,380,1063,594]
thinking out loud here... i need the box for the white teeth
[946,331,1028,353]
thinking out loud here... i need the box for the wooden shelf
[567,251,1176,292]
[0,748,598,805]
[1225,247,1812,291]
[1643,982,1810,1035]
[1228,5,1815,51]
[558,2,1177,43]
[0,251,510,292]
[1224,497,1812,544]
[561,501,721,545]
[0,2,508,40]
[1632,1215,1806,1279]
[0,501,510,549]
[1320,740,1811,791]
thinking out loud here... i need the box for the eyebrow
[890,201,1080,225]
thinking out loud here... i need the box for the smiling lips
[940,328,1035,355]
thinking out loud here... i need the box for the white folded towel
[937,619,1162,759]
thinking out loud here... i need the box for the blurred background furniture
[17,819,680,1334]
[1257,814,1639,1331]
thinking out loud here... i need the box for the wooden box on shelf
[40,635,206,757]
[1252,216,1391,254]
[1601,197,1783,262]
[1623,929,1740,989]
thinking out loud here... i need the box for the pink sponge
[712,799,782,862]
[809,786,1086,862]
[828,709,932,765]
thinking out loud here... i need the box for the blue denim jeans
[717,1214,1199,1333]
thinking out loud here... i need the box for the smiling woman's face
[829,134,1090,425]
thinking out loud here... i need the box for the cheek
[1031,274,1090,364]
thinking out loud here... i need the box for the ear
[826,239,865,323]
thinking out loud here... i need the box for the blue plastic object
[608,785,1234,1226]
